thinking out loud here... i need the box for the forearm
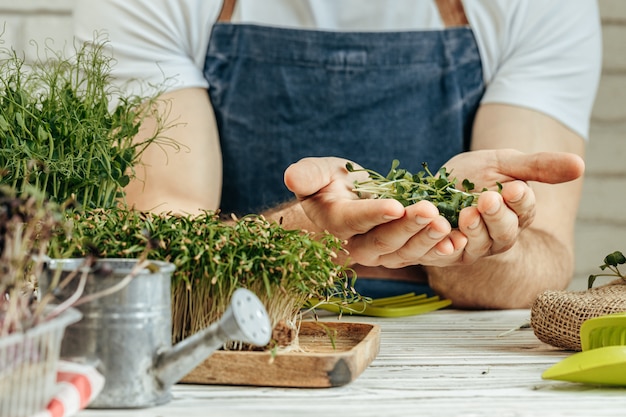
[125,88,222,215]
[425,227,573,309]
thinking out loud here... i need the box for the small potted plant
[531,251,626,351]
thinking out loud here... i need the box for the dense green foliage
[0,39,173,208]
[347,160,499,228]
[54,208,360,342]
[0,37,360,347]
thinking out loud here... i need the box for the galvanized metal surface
[41,259,270,409]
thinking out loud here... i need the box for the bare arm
[283,104,586,309]
[425,103,586,309]
[124,88,222,214]
[133,88,584,309]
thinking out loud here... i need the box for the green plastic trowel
[308,292,451,317]
[542,345,626,386]
[542,312,626,386]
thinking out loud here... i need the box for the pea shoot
[0,36,176,209]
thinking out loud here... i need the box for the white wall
[575,0,626,289]
[0,0,76,61]
[1,0,624,290]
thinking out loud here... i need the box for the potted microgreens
[0,36,360,351]
[0,183,159,415]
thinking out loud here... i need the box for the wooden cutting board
[180,321,380,388]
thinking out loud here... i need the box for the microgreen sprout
[588,251,626,289]
[346,160,500,227]
[53,208,362,348]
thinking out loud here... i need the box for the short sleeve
[478,0,602,140]
[73,0,219,97]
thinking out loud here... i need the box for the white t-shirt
[73,0,602,139]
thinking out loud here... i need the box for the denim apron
[204,0,485,297]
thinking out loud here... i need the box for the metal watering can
[40,258,271,408]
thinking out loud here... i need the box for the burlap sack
[530,279,626,351]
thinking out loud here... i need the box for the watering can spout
[155,288,272,389]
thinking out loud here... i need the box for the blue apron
[204,0,485,297]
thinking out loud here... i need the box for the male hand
[440,149,584,265]
[284,157,468,267]
[284,149,584,269]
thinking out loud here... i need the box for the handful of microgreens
[53,207,361,348]
[588,251,626,289]
[346,160,500,228]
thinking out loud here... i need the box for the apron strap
[217,0,236,22]
[435,0,469,27]
[217,0,468,27]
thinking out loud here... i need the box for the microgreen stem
[346,160,484,227]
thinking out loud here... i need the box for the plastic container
[0,307,82,417]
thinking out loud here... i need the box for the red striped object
[32,361,104,417]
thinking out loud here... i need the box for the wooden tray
[180,321,380,388]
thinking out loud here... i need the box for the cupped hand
[284,157,465,268]
[442,149,585,264]
[284,150,584,270]
[283,157,404,239]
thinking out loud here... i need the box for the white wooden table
[77,309,626,417]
